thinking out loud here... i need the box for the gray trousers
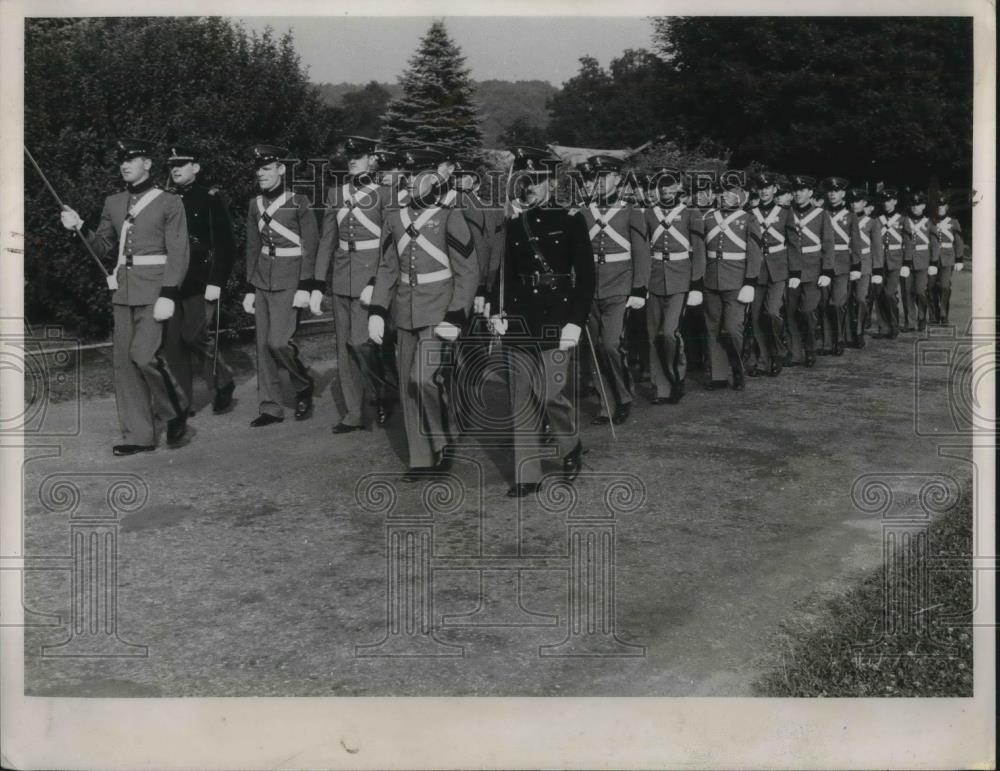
[928,265,954,320]
[703,288,745,382]
[751,280,787,369]
[587,295,632,414]
[162,294,234,405]
[646,292,687,399]
[508,346,579,484]
[819,274,850,350]
[332,294,399,427]
[875,269,901,334]
[112,303,188,446]
[785,281,821,361]
[396,326,451,468]
[847,274,871,342]
[255,288,311,418]
[898,270,929,328]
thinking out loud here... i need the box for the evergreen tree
[380,21,484,155]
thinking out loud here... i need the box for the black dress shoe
[748,366,768,377]
[506,482,541,498]
[768,360,783,377]
[563,441,583,482]
[331,422,362,434]
[665,380,686,403]
[612,403,631,425]
[704,380,729,390]
[250,413,283,428]
[375,401,393,425]
[732,371,746,391]
[166,414,188,445]
[401,467,437,483]
[591,415,610,425]
[817,348,831,356]
[212,381,236,414]
[804,352,817,368]
[293,380,314,420]
[833,342,845,356]
[113,444,155,457]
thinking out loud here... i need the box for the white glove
[309,290,324,316]
[292,290,310,308]
[928,265,939,276]
[489,315,508,336]
[871,274,884,285]
[152,297,175,322]
[849,270,862,281]
[204,284,221,302]
[359,285,374,307]
[106,273,119,291]
[242,293,255,314]
[434,321,460,342]
[368,315,385,344]
[737,285,755,304]
[559,323,582,351]
[60,207,83,231]
[473,295,486,315]
[686,290,703,307]
[788,277,801,289]
[625,295,646,311]
[482,302,491,319]
[954,262,964,272]
[817,274,832,288]
[900,265,911,278]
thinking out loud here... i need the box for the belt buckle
[268,245,276,257]
[348,240,356,253]
[405,224,419,239]
[597,252,606,264]
[715,250,723,261]
[408,271,417,287]
[125,255,133,267]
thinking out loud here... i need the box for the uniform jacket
[85,180,190,307]
[700,206,763,291]
[824,203,857,275]
[244,186,319,292]
[902,214,936,271]
[174,181,236,298]
[931,216,965,267]
[369,200,479,331]
[749,201,793,284]
[787,203,835,283]
[315,174,391,297]
[853,213,884,275]
[576,196,651,300]
[454,189,501,294]
[643,202,705,296]
[878,209,906,271]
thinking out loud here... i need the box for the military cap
[404,142,458,164]
[372,149,402,170]
[577,154,625,177]
[453,157,482,174]
[775,175,792,194]
[878,187,899,201]
[908,190,928,205]
[251,145,288,167]
[649,167,685,190]
[335,135,379,157]
[717,172,746,191]
[788,174,816,191]
[509,146,560,174]
[167,144,199,166]
[753,171,781,188]
[848,187,873,203]
[821,176,850,191]
[398,146,446,171]
[116,137,157,161]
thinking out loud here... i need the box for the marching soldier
[861,193,879,334]
[311,136,397,433]
[162,144,237,414]
[747,171,793,376]
[785,175,835,367]
[901,190,936,331]
[928,194,966,324]
[367,146,479,480]
[575,155,651,424]
[59,138,190,455]
[820,176,854,356]
[700,176,762,389]
[875,188,905,338]
[488,147,596,497]
[643,169,705,402]
[242,145,318,427]
[846,188,883,348]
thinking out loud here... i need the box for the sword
[212,299,221,381]
[24,146,110,278]
[583,324,617,442]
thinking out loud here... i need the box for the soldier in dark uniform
[59,138,190,454]
[162,144,236,414]
[242,145,318,426]
[311,136,397,432]
[367,146,479,480]
[928,194,966,324]
[488,147,597,498]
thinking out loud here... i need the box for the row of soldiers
[56,138,966,497]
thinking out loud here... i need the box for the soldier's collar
[126,177,156,195]
[261,180,286,202]
[350,172,374,188]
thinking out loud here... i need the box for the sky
[237,16,655,86]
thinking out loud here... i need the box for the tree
[339,81,393,138]
[497,116,548,148]
[24,17,339,340]
[380,21,484,155]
